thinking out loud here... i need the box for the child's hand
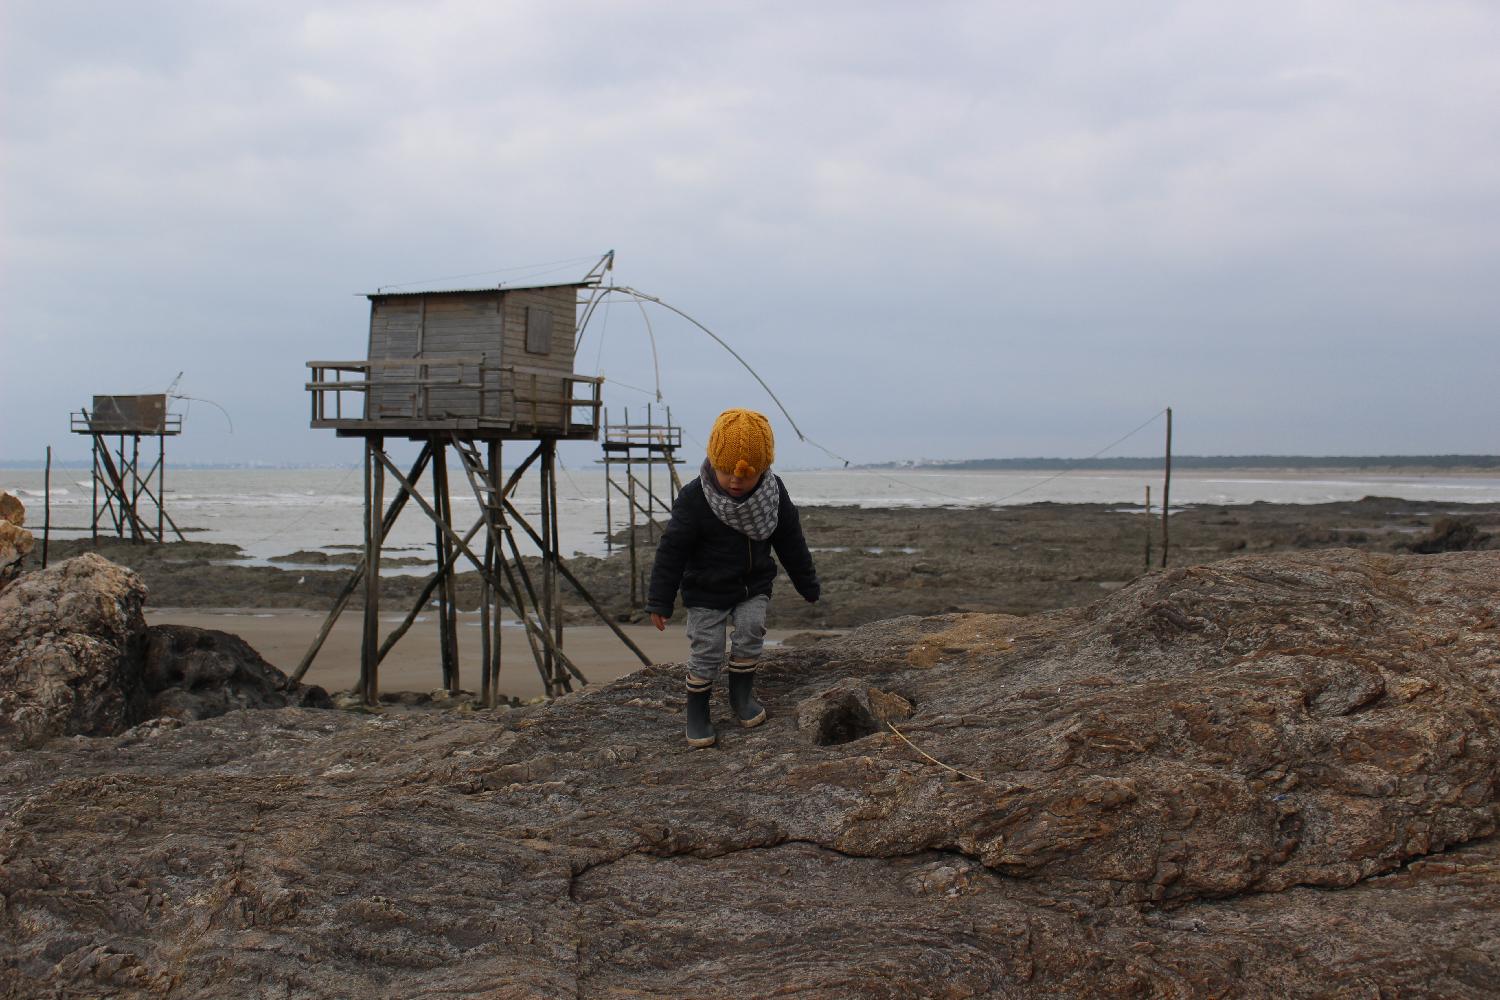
[650,613,668,631]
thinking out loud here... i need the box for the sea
[4,466,1499,573]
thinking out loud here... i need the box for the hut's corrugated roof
[366,280,593,300]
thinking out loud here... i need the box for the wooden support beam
[361,436,385,704]
[606,475,662,519]
[497,514,554,694]
[1161,407,1173,570]
[376,511,495,666]
[488,439,503,707]
[440,452,460,694]
[446,435,557,696]
[91,437,99,543]
[541,441,560,692]
[501,496,652,667]
[369,447,588,689]
[289,442,433,684]
[378,571,444,665]
[42,446,51,569]
[157,435,166,541]
[433,442,456,692]
[126,463,186,543]
[92,436,151,541]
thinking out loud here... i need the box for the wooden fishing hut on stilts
[70,394,186,544]
[294,258,651,706]
[600,404,682,610]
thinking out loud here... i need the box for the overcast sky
[3,1,1497,468]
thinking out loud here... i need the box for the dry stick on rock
[886,722,984,783]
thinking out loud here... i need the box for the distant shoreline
[859,455,1500,473]
[5,455,1498,473]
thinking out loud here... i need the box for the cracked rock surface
[2,548,1498,997]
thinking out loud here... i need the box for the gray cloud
[3,1,1497,467]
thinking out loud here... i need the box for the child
[646,408,820,747]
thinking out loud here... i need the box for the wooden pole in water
[1160,407,1172,569]
[1143,485,1151,573]
[43,446,52,568]
[625,405,634,593]
[158,433,165,542]
[646,403,655,544]
[130,435,140,544]
[628,462,638,608]
[91,434,99,544]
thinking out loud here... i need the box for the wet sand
[145,608,796,702]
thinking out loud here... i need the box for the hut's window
[526,307,552,355]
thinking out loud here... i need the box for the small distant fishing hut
[70,393,185,544]
[296,254,650,705]
[600,404,682,608]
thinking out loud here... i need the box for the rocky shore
[1,546,1497,995]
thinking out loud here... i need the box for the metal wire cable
[589,284,1164,504]
[599,286,853,467]
[976,408,1168,506]
[241,464,361,547]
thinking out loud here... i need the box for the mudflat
[34,495,1500,697]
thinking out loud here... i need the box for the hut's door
[367,299,423,418]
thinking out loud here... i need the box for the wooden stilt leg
[433,440,453,691]
[362,436,385,705]
[489,440,503,707]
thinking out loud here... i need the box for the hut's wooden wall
[363,286,578,431]
[499,285,578,430]
[89,394,168,434]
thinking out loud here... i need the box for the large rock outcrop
[0,553,147,746]
[0,491,34,589]
[0,555,329,748]
[1,548,1497,997]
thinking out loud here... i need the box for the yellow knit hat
[707,408,774,479]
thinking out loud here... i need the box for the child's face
[714,468,758,498]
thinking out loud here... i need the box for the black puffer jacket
[645,476,820,615]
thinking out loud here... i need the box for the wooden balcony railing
[306,358,602,436]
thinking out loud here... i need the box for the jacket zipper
[745,536,752,601]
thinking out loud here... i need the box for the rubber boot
[727,661,767,728]
[685,676,717,748]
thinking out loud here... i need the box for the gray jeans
[685,595,771,681]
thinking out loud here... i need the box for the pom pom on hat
[707,408,774,479]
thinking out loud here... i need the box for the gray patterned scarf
[700,458,780,540]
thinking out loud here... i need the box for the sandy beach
[145,607,798,702]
